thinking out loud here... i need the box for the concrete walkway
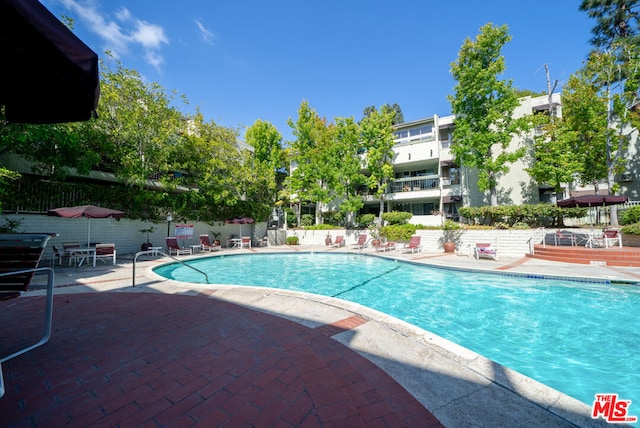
[4,245,636,427]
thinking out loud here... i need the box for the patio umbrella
[48,205,125,246]
[0,0,100,123]
[557,194,628,226]
[225,216,254,238]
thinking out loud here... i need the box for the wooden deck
[528,243,640,267]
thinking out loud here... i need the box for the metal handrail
[527,227,546,254]
[132,250,209,287]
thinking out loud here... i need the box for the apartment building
[360,93,640,225]
[354,95,567,224]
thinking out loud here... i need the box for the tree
[93,58,185,187]
[245,119,285,204]
[563,46,640,225]
[526,65,583,206]
[580,0,640,49]
[287,101,335,225]
[331,116,367,227]
[364,103,404,125]
[573,3,640,225]
[448,23,530,206]
[361,106,396,227]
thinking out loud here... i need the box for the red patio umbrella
[225,216,254,238]
[48,205,125,246]
[557,194,628,226]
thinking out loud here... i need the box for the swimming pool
[154,252,640,410]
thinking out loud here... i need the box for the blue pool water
[154,252,640,410]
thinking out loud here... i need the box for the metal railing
[132,250,209,287]
[527,227,546,254]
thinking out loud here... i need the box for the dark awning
[0,0,100,123]
[440,160,457,167]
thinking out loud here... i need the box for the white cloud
[194,19,215,45]
[58,1,169,71]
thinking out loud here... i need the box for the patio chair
[200,234,221,252]
[350,234,368,249]
[474,242,498,260]
[330,235,345,248]
[601,229,622,248]
[0,233,56,398]
[94,243,116,265]
[62,242,80,266]
[165,237,192,256]
[241,236,251,249]
[401,235,421,254]
[51,244,76,266]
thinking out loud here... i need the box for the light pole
[166,215,173,237]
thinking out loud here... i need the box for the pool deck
[3,245,637,427]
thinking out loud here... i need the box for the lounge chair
[474,242,498,260]
[330,236,345,248]
[0,233,56,398]
[376,241,396,252]
[401,235,421,253]
[166,237,192,256]
[350,234,368,249]
[199,234,221,252]
[94,243,116,265]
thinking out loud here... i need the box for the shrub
[286,236,299,245]
[356,213,376,228]
[621,223,640,235]
[621,206,640,225]
[381,211,412,225]
[301,214,314,227]
[304,224,335,230]
[380,224,418,242]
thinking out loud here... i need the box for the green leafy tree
[361,106,396,227]
[93,58,185,187]
[331,116,367,227]
[448,23,530,206]
[526,65,583,208]
[287,101,336,225]
[580,0,640,49]
[579,2,640,225]
[363,103,404,125]
[245,119,285,203]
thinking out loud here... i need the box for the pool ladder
[132,249,210,287]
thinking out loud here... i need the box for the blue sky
[43,1,595,142]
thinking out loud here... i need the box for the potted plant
[140,226,156,251]
[211,231,222,246]
[286,235,299,245]
[369,227,382,248]
[439,220,463,253]
[325,233,332,246]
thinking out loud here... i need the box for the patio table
[70,247,96,267]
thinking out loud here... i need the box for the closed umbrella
[48,205,125,246]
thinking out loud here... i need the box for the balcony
[390,178,439,194]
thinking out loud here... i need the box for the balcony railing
[390,178,439,193]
